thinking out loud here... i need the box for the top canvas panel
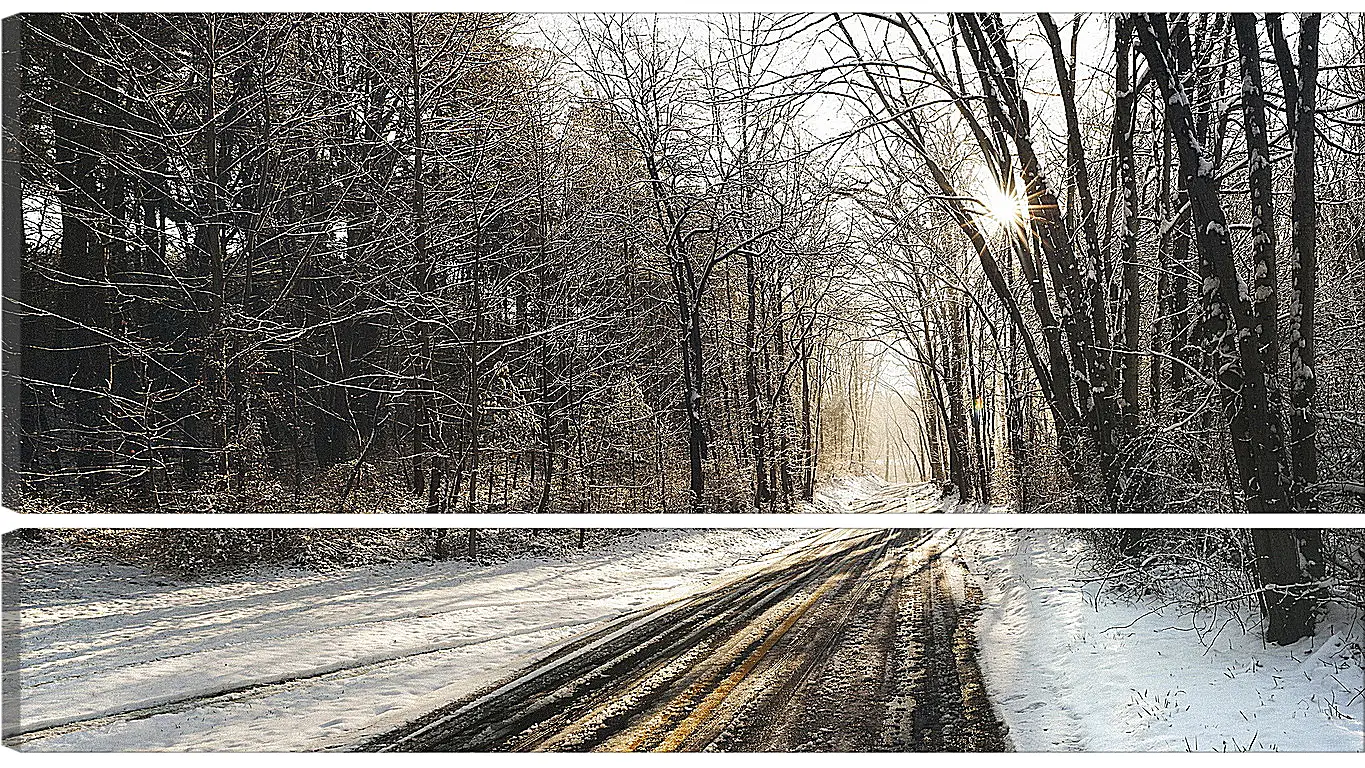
[4,12,1362,514]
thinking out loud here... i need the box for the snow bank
[959,529,1364,752]
[5,527,814,751]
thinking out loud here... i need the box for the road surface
[364,528,1006,752]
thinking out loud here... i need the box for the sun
[980,182,1029,230]
[971,164,1029,231]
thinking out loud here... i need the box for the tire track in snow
[364,524,1007,752]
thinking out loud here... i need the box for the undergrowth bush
[1075,528,1365,632]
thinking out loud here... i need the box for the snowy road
[365,528,1006,752]
[10,481,1354,752]
[4,528,816,751]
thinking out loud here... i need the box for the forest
[5,12,1364,516]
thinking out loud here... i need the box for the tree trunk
[1268,13,1322,512]
[1135,14,1296,513]
[744,249,771,506]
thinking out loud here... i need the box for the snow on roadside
[958,528,1364,752]
[5,527,815,752]
[803,474,891,512]
[802,476,1009,514]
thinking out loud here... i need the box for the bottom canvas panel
[2,527,1362,752]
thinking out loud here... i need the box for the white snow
[8,516,1359,753]
[803,477,1007,514]
[5,528,816,752]
[959,528,1364,752]
[804,474,894,512]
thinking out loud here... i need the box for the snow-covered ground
[803,475,1009,513]
[7,521,1360,753]
[959,528,1365,752]
[4,528,814,751]
[804,475,893,512]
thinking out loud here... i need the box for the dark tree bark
[945,299,974,503]
[1112,16,1143,430]
[1137,11,1315,642]
[1267,13,1322,513]
[48,17,114,492]
[744,247,771,506]
[1134,13,1296,513]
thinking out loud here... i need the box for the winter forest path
[809,478,998,514]
[364,528,1008,752]
[844,481,948,513]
